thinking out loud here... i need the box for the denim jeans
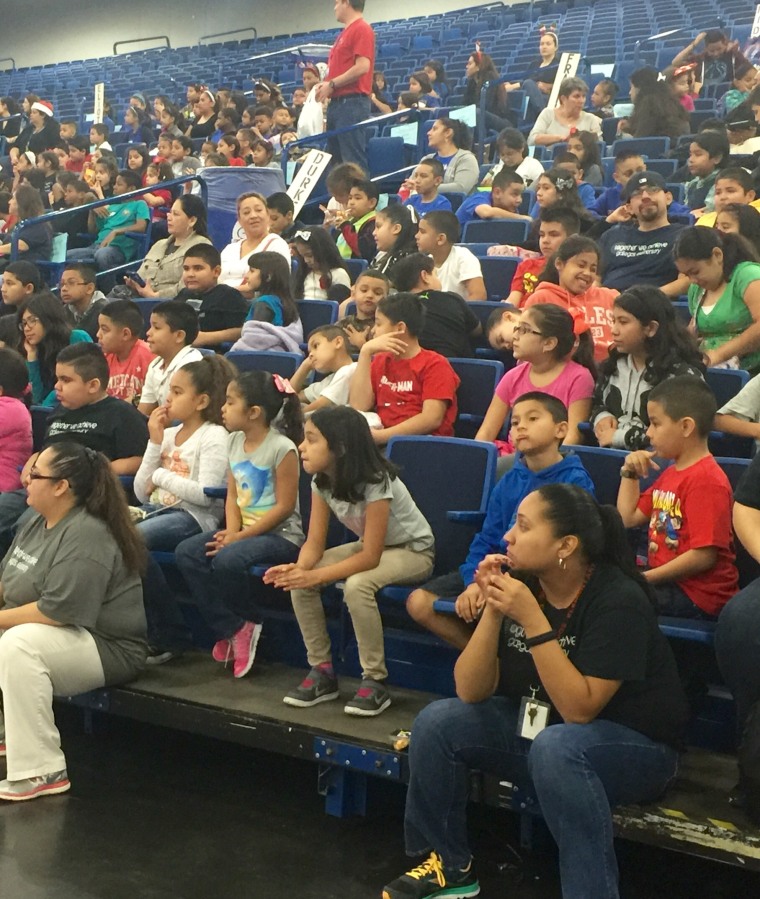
[67,243,127,293]
[716,579,760,737]
[175,530,301,640]
[652,581,714,619]
[0,489,27,556]
[404,696,679,899]
[522,79,550,118]
[326,95,371,172]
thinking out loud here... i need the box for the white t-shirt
[140,345,204,407]
[487,156,545,188]
[434,246,484,297]
[302,362,357,411]
[302,268,352,300]
[219,233,291,290]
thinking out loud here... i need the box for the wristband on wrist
[620,466,640,480]
[525,630,557,648]
[329,80,336,91]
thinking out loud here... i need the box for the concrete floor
[0,708,758,899]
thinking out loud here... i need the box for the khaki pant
[0,624,105,780]
[290,542,435,682]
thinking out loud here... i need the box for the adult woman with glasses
[0,442,147,801]
[14,292,92,405]
[123,195,212,299]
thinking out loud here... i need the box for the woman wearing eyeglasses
[14,292,92,406]
[0,442,147,801]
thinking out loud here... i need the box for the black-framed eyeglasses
[18,316,40,331]
[59,280,87,288]
[28,467,59,482]
[513,324,544,337]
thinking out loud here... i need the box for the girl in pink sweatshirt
[0,347,32,492]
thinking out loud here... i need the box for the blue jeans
[67,243,127,293]
[0,490,27,556]
[522,79,550,119]
[716,579,760,737]
[326,95,371,172]
[175,530,301,640]
[652,581,714,619]
[404,697,679,899]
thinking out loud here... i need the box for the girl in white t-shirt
[292,226,351,301]
[264,406,435,717]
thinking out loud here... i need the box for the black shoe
[382,852,480,898]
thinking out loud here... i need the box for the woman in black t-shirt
[383,484,688,899]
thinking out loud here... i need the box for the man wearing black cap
[726,105,760,155]
[596,171,690,297]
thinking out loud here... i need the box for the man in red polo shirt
[315,0,375,171]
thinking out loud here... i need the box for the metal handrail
[0,58,16,72]
[245,43,334,64]
[9,174,207,264]
[113,35,171,55]
[199,28,258,46]
[477,75,516,164]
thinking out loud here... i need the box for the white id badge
[518,696,551,740]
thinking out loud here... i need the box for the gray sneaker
[283,667,340,708]
[344,679,392,717]
[0,770,70,801]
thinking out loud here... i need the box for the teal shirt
[96,199,151,260]
[29,330,93,407]
[245,294,284,326]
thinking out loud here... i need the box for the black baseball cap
[622,170,667,201]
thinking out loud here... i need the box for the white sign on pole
[752,4,760,39]
[93,83,105,123]
[547,53,582,109]
[287,149,333,217]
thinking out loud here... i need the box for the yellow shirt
[696,199,760,227]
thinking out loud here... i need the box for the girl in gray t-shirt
[175,371,305,678]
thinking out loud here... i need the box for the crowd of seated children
[97,299,155,404]
[592,286,705,449]
[336,179,379,262]
[291,325,357,415]
[525,235,617,361]
[137,301,203,416]
[415,211,487,301]
[174,244,248,349]
[0,348,32,493]
[456,170,532,227]
[476,304,596,459]
[504,207,581,307]
[371,204,418,275]
[264,405,435,716]
[292,226,351,301]
[407,392,595,648]
[674,227,760,374]
[402,159,452,215]
[479,127,545,191]
[349,292,460,446]
[168,371,305,671]
[58,264,107,339]
[389,254,481,358]
[337,268,389,350]
[617,376,738,620]
[15,292,92,406]
[232,252,303,354]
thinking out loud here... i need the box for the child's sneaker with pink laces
[344,678,391,717]
[283,666,339,707]
[231,622,262,678]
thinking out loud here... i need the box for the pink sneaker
[232,622,262,678]
[212,639,232,663]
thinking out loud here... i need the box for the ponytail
[47,442,147,575]
[232,370,304,445]
[182,355,238,425]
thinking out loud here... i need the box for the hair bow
[555,175,575,192]
[568,307,590,335]
[273,374,296,395]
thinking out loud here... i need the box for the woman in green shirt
[675,227,760,374]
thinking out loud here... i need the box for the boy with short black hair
[59,263,107,339]
[65,136,90,174]
[337,268,390,349]
[415,211,487,301]
[407,391,595,647]
[59,119,78,142]
[456,169,531,226]
[695,166,760,227]
[0,261,41,316]
[336,179,379,262]
[485,306,521,353]
[170,136,201,178]
[89,124,112,154]
[137,300,203,415]
[267,191,299,239]
[175,243,248,348]
[617,376,738,618]
[350,292,460,445]
[253,105,275,139]
[590,78,619,119]
[290,324,358,414]
[389,253,481,358]
[404,159,452,215]
[591,149,647,218]
[504,206,581,307]
[97,299,155,403]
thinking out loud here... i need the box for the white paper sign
[548,53,582,109]
[93,83,105,124]
[752,4,760,40]
[287,149,333,217]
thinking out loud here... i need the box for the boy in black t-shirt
[174,244,248,348]
[389,253,480,358]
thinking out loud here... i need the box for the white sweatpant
[0,624,105,780]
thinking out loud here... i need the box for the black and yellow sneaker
[382,852,480,899]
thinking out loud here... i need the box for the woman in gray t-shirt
[0,441,147,802]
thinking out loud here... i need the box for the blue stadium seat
[462,220,530,244]
[296,300,339,335]
[570,446,628,506]
[225,351,303,377]
[477,256,521,302]
[367,137,405,179]
[449,357,504,439]
[133,298,162,335]
[611,137,671,158]
[705,368,750,409]
[343,258,368,283]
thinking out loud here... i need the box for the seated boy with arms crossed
[617,376,738,618]
[406,392,595,647]
[349,293,460,446]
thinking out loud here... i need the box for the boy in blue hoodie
[406,391,595,648]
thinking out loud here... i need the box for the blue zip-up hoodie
[459,452,595,585]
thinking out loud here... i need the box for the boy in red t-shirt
[349,292,460,446]
[617,376,737,618]
[503,206,581,307]
[96,299,155,404]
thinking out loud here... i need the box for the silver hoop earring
[558,556,566,570]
